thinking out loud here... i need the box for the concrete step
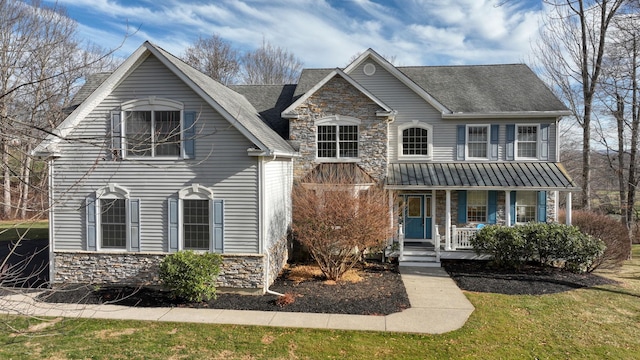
[399,261,441,268]
[403,250,437,256]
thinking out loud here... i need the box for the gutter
[441,110,572,119]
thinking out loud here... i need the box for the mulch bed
[38,262,410,316]
[442,260,618,295]
[35,260,618,315]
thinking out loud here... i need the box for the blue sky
[45,0,547,68]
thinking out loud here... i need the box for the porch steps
[399,247,441,268]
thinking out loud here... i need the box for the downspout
[47,158,55,287]
[265,251,284,297]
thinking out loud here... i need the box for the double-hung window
[168,184,224,253]
[86,184,140,252]
[466,126,489,159]
[516,192,537,223]
[467,191,487,223]
[516,125,538,159]
[316,116,360,159]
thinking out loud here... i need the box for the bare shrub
[291,175,393,281]
[275,293,296,307]
[559,210,630,267]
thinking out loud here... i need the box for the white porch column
[566,192,572,225]
[554,191,559,222]
[388,190,394,244]
[505,190,511,226]
[445,189,451,251]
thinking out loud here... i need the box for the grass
[1,250,639,359]
[0,220,48,242]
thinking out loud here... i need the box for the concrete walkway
[0,267,474,334]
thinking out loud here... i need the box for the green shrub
[472,223,606,273]
[472,225,532,268]
[159,251,222,302]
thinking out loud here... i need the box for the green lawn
[0,220,48,242]
[1,247,639,359]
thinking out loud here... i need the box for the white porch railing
[451,225,478,250]
[434,225,441,262]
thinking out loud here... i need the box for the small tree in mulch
[159,251,222,302]
[292,174,393,281]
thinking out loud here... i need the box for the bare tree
[0,0,119,220]
[536,0,628,209]
[593,11,640,258]
[292,173,393,281]
[241,39,303,85]
[183,34,240,85]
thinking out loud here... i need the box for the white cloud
[47,0,547,68]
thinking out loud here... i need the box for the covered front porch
[385,162,579,266]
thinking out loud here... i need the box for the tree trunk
[627,36,639,260]
[2,141,10,218]
[19,151,32,219]
[614,93,627,229]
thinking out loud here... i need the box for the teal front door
[404,195,432,239]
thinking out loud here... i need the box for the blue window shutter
[490,125,499,160]
[213,199,224,252]
[129,199,141,252]
[168,198,179,252]
[510,191,516,225]
[506,124,515,161]
[456,125,465,160]
[537,191,547,223]
[488,191,497,224]
[457,190,467,224]
[540,124,549,160]
[111,111,122,160]
[86,196,97,251]
[184,111,196,159]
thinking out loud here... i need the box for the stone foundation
[53,250,285,293]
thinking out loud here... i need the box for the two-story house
[34,43,577,292]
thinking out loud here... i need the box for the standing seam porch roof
[386,163,579,190]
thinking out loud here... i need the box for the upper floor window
[399,121,433,159]
[315,116,360,159]
[466,125,489,159]
[516,125,538,159]
[115,97,196,159]
[125,110,181,157]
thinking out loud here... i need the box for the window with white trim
[169,184,223,252]
[516,192,537,223]
[121,98,184,158]
[516,125,539,159]
[315,116,360,159]
[100,198,126,248]
[399,122,433,158]
[466,125,489,159]
[467,191,487,223]
[183,199,210,250]
[87,183,140,252]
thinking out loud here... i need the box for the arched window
[398,121,432,159]
[168,184,223,252]
[86,183,140,251]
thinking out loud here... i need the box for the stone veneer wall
[289,76,390,181]
[54,251,271,292]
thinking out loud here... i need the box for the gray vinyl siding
[262,158,293,251]
[348,61,558,163]
[51,54,260,254]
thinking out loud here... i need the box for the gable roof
[282,68,394,118]
[293,48,569,118]
[398,64,569,115]
[34,41,295,157]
